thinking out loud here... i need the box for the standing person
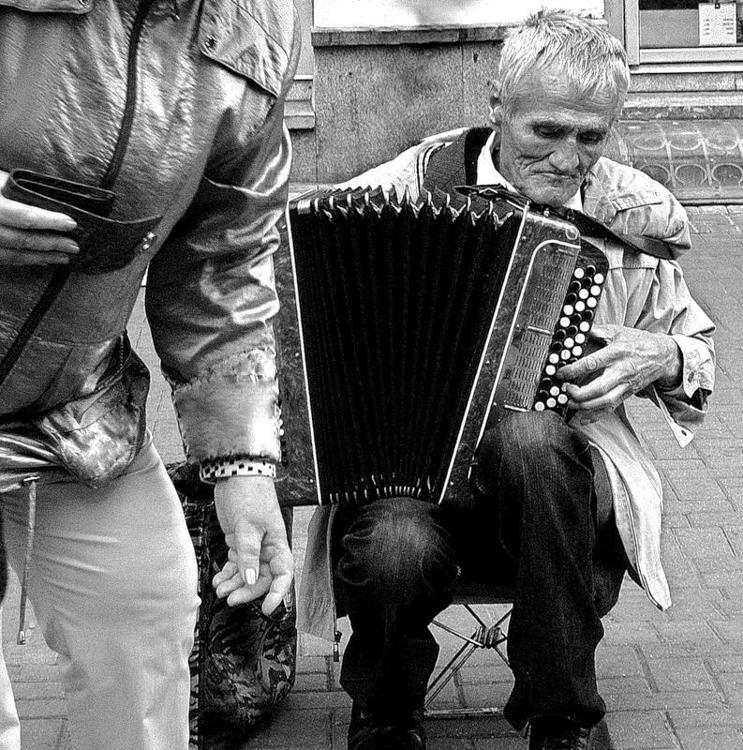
[296,11,715,750]
[0,1,299,748]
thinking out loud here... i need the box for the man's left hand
[211,475,293,615]
[557,323,682,424]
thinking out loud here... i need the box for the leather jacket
[0,0,299,469]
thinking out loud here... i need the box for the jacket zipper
[0,0,156,387]
[7,0,158,643]
[101,0,156,190]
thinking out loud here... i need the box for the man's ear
[488,83,503,130]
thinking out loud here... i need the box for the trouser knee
[335,499,458,616]
[474,412,591,499]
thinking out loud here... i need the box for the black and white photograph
[0,1,738,749]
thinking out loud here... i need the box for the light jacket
[297,128,715,641]
[0,0,299,470]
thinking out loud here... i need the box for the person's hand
[0,169,79,266]
[557,323,682,425]
[211,475,293,615]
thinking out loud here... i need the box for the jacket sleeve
[595,162,716,430]
[144,54,299,465]
[337,132,461,197]
[637,258,715,430]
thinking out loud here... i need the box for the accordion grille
[290,189,511,504]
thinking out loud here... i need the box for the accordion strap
[421,127,490,195]
[422,127,676,262]
[560,208,674,261]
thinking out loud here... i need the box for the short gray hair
[498,10,630,113]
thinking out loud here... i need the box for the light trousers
[0,619,19,749]
[0,437,199,750]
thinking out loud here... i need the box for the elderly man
[295,10,715,750]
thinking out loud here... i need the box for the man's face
[492,69,623,207]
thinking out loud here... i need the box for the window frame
[624,0,743,65]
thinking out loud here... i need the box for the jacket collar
[198,0,298,99]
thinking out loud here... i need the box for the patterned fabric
[168,462,297,750]
[199,456,277,483]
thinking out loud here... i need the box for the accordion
[285,186,608,507]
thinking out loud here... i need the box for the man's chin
[522,179,580,208]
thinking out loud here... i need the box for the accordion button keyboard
[529,257,608,418]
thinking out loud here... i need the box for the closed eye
[579,131,607,145]
[534,126,564,139]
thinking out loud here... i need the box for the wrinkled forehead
[504,65,625,121]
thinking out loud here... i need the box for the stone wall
[290,30,505,184]
[289,32,743,190]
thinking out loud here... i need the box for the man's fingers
[214,573,246,599]
[566,380,627,413]
[261,569,293,616]
[559,345,615,383]
[0,225,79,253]
[564,374,614,403]
[0,247,74,266]
[233,522,263,588]
[0,197,77,232]
[226,577,270,607]
[212,560,238,588]
[586,323,614,342]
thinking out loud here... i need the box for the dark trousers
[333,412,627,731]
[0,511,6,604]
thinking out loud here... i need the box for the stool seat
[426,578,515,717]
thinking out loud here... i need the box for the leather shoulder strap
[558,207,675,261]
[421,127,491,195]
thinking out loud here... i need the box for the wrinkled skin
[558,324,682,425]
[213,476,294,616]
[490,69,621,208]
[490,69,682,415]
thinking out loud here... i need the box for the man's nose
[549,140,580,174]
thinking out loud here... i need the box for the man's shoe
[347,704,426,750]
[528,718,592,750]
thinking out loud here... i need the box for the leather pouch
[0,336,149,489]
[1,169,162,274]
[31,335,151,486]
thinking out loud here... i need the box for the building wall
[288,1,743,185]
[291,29,506,184]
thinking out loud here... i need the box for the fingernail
[243,567,257,586]
[61,217,77,231]
[61,240,79,254]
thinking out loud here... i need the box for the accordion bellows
[287,187,608,507]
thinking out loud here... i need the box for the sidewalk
[3,206,743,749]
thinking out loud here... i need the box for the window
[313,0,603,29]
[625,0,743,63]
[286,0,314,130]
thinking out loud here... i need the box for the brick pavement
[2,205,743,749]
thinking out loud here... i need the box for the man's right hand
[0,169,79,266]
